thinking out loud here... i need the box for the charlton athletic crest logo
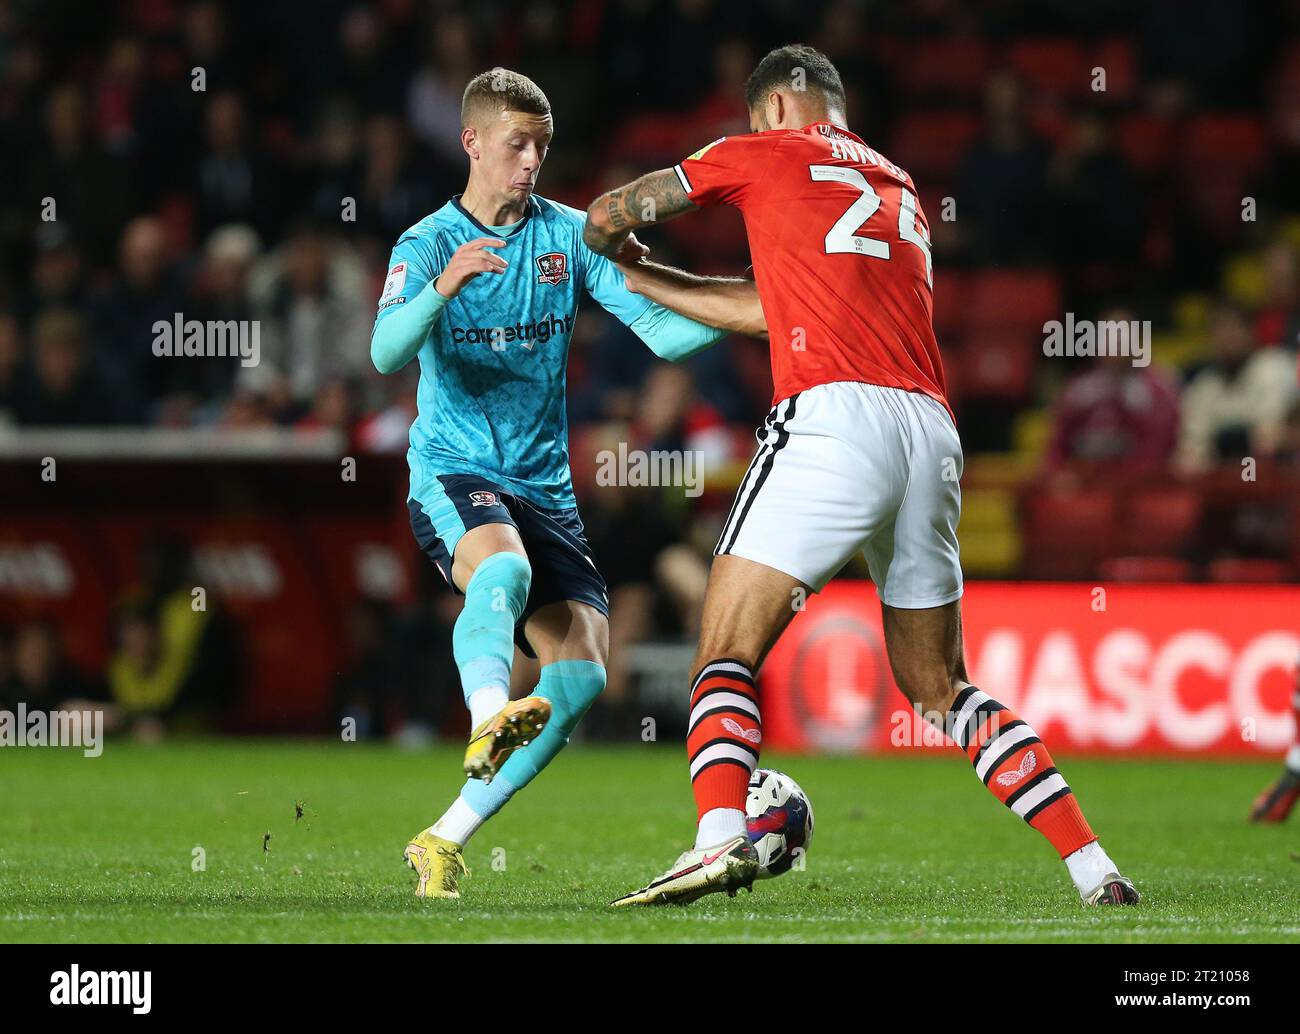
[469,490,498,507]
[535,252,570,286]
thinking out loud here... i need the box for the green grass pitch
[2,739,1298,943]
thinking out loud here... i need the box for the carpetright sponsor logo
[1042,313,1150,367]
[151,312,260,367]
[0,704,103,757]
[50,965,151,1014]
[451,312,572,351]
[595,442,705,498]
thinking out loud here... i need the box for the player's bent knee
[529,602,609,668]
[569,608,610,666]
[453,552,533,676]
[467,550,532,613]
[453,523,527,588]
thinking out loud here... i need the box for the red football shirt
[674,122,949,416]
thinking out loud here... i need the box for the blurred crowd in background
[3,0,1300,736]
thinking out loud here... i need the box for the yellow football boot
[403,830,468,899]
[463,697,552,782]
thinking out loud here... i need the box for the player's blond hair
[461,68,550,129]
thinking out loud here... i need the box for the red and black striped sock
[947,686,1096,858]
[687,658,761,820]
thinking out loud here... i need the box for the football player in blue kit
[370,68,753,898]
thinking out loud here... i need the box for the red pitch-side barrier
[4,502,1297,752]
[761,582,1300,756]
[0,510,413,729]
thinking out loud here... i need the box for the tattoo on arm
[614,169,693,227]
[586,168,695,255]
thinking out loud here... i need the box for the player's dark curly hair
[461,68,551,128]
[744,44,846,113]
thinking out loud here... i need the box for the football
[745,768,815,879]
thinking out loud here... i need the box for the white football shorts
[715,380,964,608]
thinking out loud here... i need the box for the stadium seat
[1223,250,1270,308]
[1181,116,1270,235]
[959,488,1022,576]
[1187,178,1264,237]
[955,332,1037,401]
[602,113,692,168]
[1271,40,1300,122]
[1090,37,1137,102]
[1006,39,1091,99]
[1206,558,1293,583]
[1099,556,1195,583]
[897,37,991,100]
[916,184,958,256]
[1023,488,1120,579]
[931,269,969,340]
[1274,40,1300,88]
[889,111,981,183]
[1183,115,1270,173]
[566,425,603,494]
[966,270,1062,335]
[1115,114,1177,175]
[962,452,1037,487]
[1124,488,1203,556]
[1012,408,1052,463]
[866,34,909,72]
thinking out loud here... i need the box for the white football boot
[611,835,759,906]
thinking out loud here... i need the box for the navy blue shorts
[407,473,609,657]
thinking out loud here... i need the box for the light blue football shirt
[374,195,651,511]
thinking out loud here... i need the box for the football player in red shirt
[585,44,1139,907]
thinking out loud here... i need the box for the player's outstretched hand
[435,237,509,298]
[616,233,651,294]
[614,232,649,266]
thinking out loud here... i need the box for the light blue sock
[460,659,606,822]
[453,551,531,707]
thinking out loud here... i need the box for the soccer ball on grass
[745,768,814,879]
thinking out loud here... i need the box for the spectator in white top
[1177,300,1299,472]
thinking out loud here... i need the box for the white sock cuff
[468,685,509,729]
[430,795,487,847]
[1064,839,1117,898]
[695,807,748,850]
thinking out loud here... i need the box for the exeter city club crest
[535,252,570,285]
